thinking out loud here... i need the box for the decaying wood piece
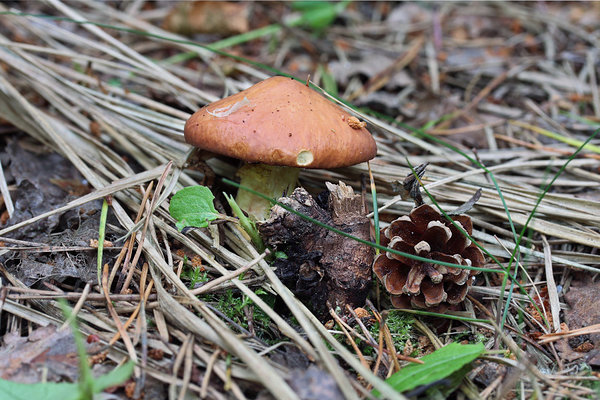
[258,182,374,320]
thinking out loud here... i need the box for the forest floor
[1,2,600,399]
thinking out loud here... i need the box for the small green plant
[211,288,275,342]
[223,192,265,251]
[324,311,414,357]
[451,330,488,345]
[373,342,485,397]
[181,264,209,289]
[106,77,123,88]
[217,289,252,322]
[0,300,134,400]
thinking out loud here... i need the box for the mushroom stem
[236,163,300,220]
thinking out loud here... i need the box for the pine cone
[373,204,484,310]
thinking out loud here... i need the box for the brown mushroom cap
[184,76,377,168]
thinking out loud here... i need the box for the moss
[371,311,415,355]
[181,255,277,343]
[181,266,209,289]
[211,288,277,344]
[452,330,488,345]
[576,364,600,397]
[325,310,416,358]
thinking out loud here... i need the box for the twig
[329,308,371,370]
[190,250,268,295]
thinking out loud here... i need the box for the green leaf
[169,186,219,231]
[374,342,485,397]
[93,361,135,392]
[0,363,134,400]
[0,380,80,400]
[292,1,345,31]
[427,363,473,398]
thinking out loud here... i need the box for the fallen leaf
[559,279,600,365]
[0,326,80,383]
[163,2,249,36]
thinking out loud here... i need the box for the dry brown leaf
[163,2,249,36]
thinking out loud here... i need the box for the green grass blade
[498,127,600,328]
[368,161,380,255]
[97,198,109,293]
[511,120,600,154]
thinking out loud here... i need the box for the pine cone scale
[421,222,451,252]
[421,280,447,306]
[405,265,426,294]
[385,269,408,294]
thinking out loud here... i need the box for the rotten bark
[258,182,374,320]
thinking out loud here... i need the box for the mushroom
[184,76,377,219]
